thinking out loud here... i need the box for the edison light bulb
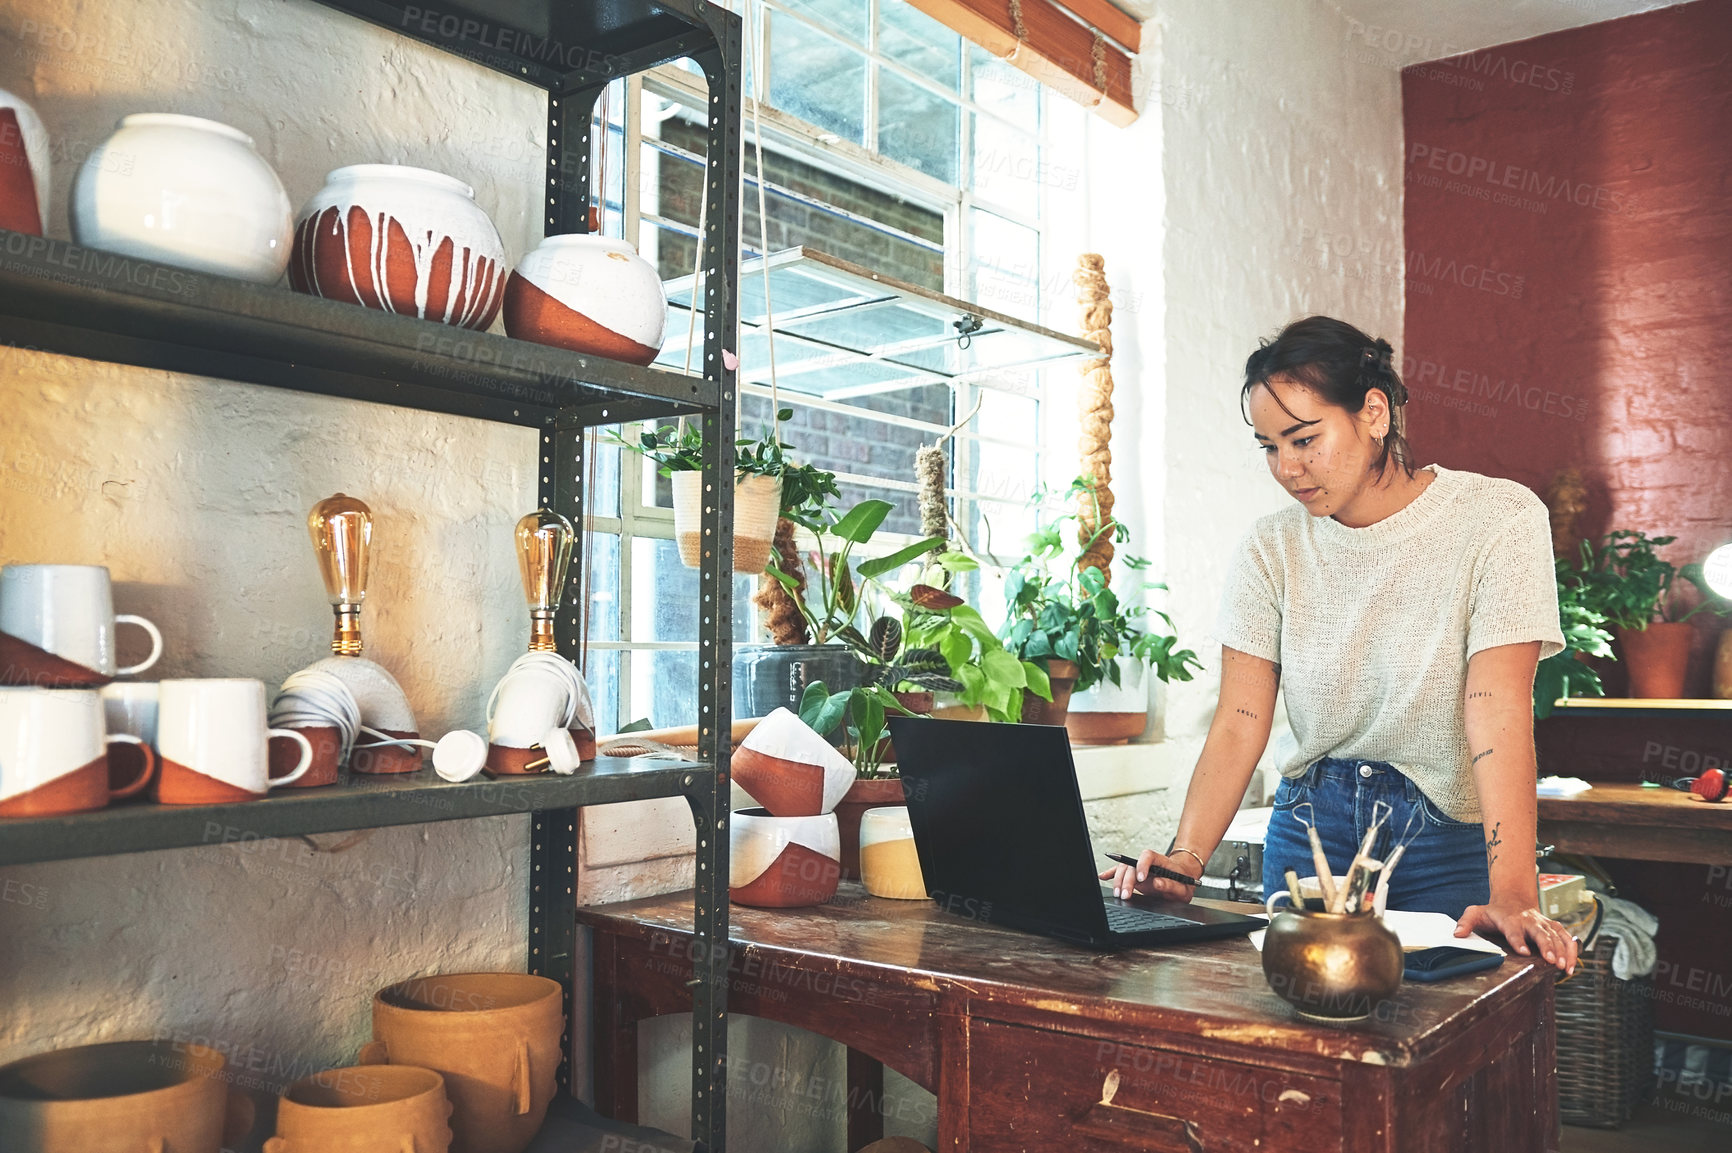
[516,509,575,653]
[308,493,371,656]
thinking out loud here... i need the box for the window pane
[971,113,1040,219]
[775,0,866,42]
[585,648,621,733]
[877,68,958,185]
[632,649,698,729]
[588,432,622,520]
[630,537,756,642]
[586,531,621,642]
[879,2,960,91]
[969,209,1041,323]
[770,13,865,144]
[969,45,1038,125]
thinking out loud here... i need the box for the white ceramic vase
[290,164,507,329]
[504,234,666,364]
[730,807,841,908]
[0,88,50,235]
[70,113,292,283]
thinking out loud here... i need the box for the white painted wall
[0,0,543,1115]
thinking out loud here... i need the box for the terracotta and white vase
[858,805,926,899]
[362,972,563,1153]
[290,165,506,330]
[670,470,781,573]
[0,89,49,236]
[732,706,855,817]
[0,1040,251,1153]
[1066,658,1148,745]
[71,113,293,283]
[730,807,842,907]
[504,234,666,364]
[267,1064,454,1153]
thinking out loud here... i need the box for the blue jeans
[1261,757,1490,918]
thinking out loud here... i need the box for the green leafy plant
[605,421,705,476]
[799,680,915,778]
[1000,479,1202,695]
[763,497,944,646]
[843,614,963,696]
[1575,530,1718,630]
[898,553,1050,722]
[1533,555,1616,718]
[606,409,808,482]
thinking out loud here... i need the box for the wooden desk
[578,886,1558,1152]
[1538,783,1732,865]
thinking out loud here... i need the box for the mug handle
[1266,890,1296,916]
[113,615,163,677]
[106,734,157,799]
[265,728,314,788]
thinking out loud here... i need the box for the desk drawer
[968,1020,1342,1152]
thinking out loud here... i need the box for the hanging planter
[670,469,782,574]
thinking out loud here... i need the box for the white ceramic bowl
[71,113,292,283]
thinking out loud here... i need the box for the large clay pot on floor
[1021,658,1080,726]
[362,972,564,1153]
[268,1064,453,1153]
[1617,622,1694,699]
[0,1040,249,1153]
[835,776,907,881]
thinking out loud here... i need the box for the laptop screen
[889,717,1108,937]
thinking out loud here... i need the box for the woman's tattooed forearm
[1235,707,1260,720]
[1485,821,1503,870]
[1470,747,1494,767]
[1468,691,1492,701]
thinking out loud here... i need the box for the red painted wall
[1402,0,1732,695]
[1404,1,1732,1043]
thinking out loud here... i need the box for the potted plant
[604,415,787,573]
[1575,530,1715,699]
[1533,554,1616,718]
[798,679,917,880]
[897,557,1053,722]
[1000,480,1202,728]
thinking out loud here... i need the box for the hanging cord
[748,0,781,446]
[594,80,612,235]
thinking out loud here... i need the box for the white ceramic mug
[0,565,162,678]
[155,679,312,804]
[0,688,155,816]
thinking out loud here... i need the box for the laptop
[888,716,1264,950]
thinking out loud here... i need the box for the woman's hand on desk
[1455,899,1579,975]
[1099,850,1200,902]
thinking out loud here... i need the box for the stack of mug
[0,564,315,816]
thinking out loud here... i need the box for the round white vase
[70,113,293,283]
[504,234,667,364]
[289,164,507,330]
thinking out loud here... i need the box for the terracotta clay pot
[291,165,506,330]
[730,807,841,907]
[834,776,907,881]
[1065,711,1146,745]
[268,1064,453,1153]
[1617,622,1694,699]
[0,89,49,235]
[1021,658,1080,726]
[364,973,564,1153]
[0,1040,250,1153]
[1715,630,1732,700]
[503,234,666,364]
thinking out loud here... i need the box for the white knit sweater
[1217,465,1564,822]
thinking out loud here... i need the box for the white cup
[0,687,155,816]
[0,564,163,678]
[155,679,312,803]
[100,681,160,745]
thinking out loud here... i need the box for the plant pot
[859,805,926,899]
[1020,659,1080,726]
[733,643,864,726]
[1066,660,1148,744]
[290,164,506,329]
[729,807,841,907]
[1617,622,1693,699]
[930,700,987,722]
[72,113,293,283]
[504,234,666,364]
[363,973,564,1153]
[1260,908,1403,1023]
[733,706,855,816]
[670,470,782,573]
[1714,629,1732,700]
[835,776,907,881]
[268,1064,453,1153]
[0,1040,250,1153]
[0,89,49,236]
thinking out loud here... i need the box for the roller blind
[903,0,1142,125]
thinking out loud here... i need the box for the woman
[1102,316,1577,973]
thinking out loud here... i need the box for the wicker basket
[1555,932,1655,1128]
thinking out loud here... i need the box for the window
[581,1,1071,732]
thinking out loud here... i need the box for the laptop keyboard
[1104,904,1197,934]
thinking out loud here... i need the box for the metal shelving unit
[0,1,740,1147]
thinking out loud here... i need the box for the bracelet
[1170,847,1206,874]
